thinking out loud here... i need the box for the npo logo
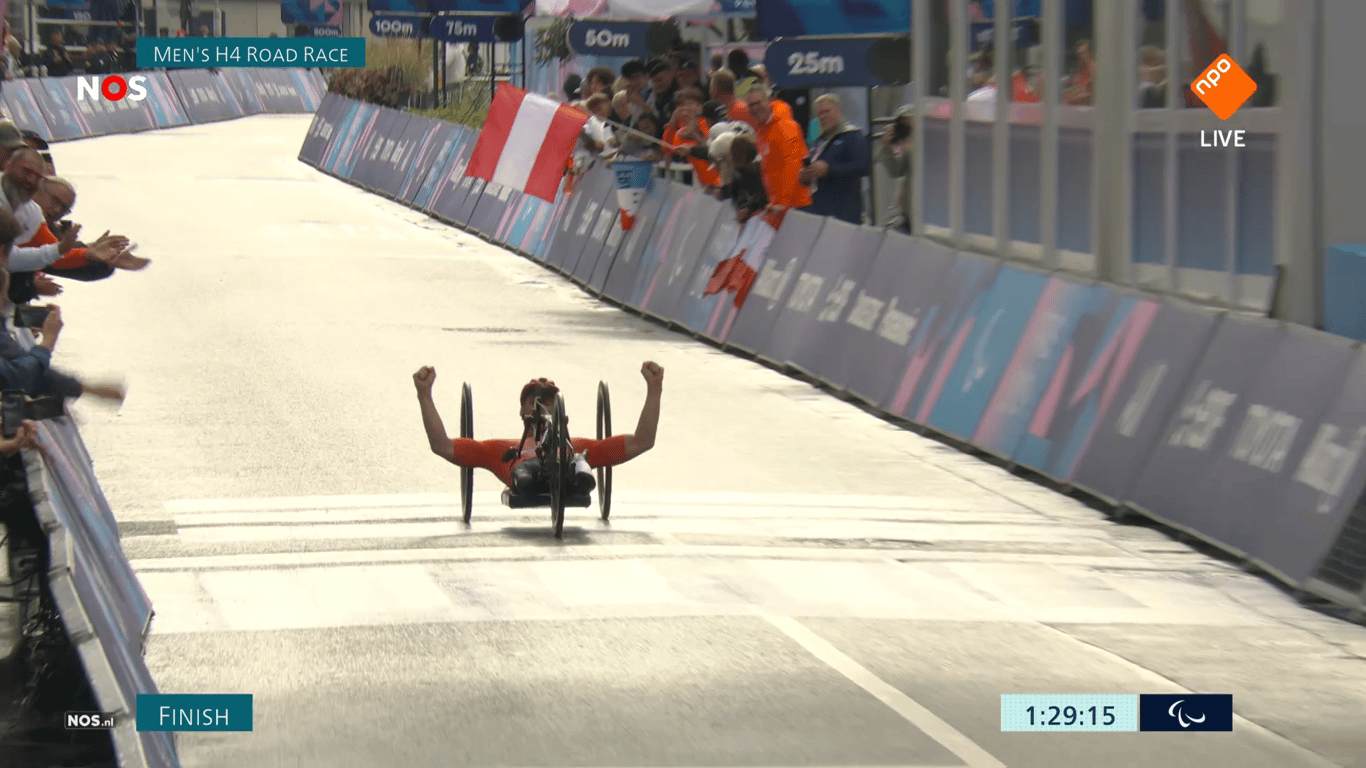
[75,75,149,102]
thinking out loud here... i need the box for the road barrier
[0,68,327,768]
[300,94,1366,620]
[5,327,180,767]
[1,68,326,141]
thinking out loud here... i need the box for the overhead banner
[764,35,910,88]
[757,0,911,38]
[370,13,431,37]
[568,20,659,60]
[281,0,344,25]
[430,14,500,43]
[538,0,749,18]
[368,0,428,10]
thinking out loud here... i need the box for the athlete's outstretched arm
[622,361,663,460]
[413,366,455,462]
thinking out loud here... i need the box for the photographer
[876,106,913,232]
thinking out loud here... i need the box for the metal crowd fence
[0,67,328,141]
[0,74,331,766]
[301,92,1366,623]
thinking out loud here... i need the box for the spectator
[709,70,753,129]
[1138,45,1167,107]
[710,51,724,76]
[609,90,634,127]
[675,58,702,92]
[198,25,211,37]
[578,93,612,156]
[663,88,721,189]
[743,82,812,215]
[0,208,62,392]
[799,94,869,225]
[466,42,482,76]
[621,58,649,94]
[1063,39,1095,105]
[583,66,614,99]
[84,41,114,75]
[0,121,25,167]
[40,29,72,77]
[739,73,794,123]
[117,33,138,72]
[622,113,664,161]
[0,147,124,275]
[15,176,147,297]
[5,33,29,79]
[875,106,913,232]
[723,135,767,223]
[699,100,727,129]
[644,58,677,120]
[562,73,583,104]
[20,132,52,171]
[726,49,750,80]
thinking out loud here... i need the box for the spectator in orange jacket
[662,87,721,189]
[708,70,752,128]
[743,82,812,213]
[7,177,146,304]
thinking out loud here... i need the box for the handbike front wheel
[460,382,474,524]
[596,381,612,521]
[548,393,569,539]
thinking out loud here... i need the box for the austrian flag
[466,83,590,202]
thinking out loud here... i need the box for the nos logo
[76,75,149,102]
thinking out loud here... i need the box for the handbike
[459,381,613,538]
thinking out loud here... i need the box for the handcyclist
[414,361,663,497]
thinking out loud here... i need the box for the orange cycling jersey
[451,434,630,487]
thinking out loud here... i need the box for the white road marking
[1031,621,1348,768]
[127,546,1221,574]
[762,613,1007,768]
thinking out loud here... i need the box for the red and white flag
[466,83,590,202]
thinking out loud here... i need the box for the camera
[1,391,65,438]
[13,305,51,329]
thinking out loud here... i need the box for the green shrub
[415,81,494,130]
[326,38,428,108]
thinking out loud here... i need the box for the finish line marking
[763,613,1007,768]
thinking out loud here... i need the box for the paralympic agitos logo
[76,75,149,103]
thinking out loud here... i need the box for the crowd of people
[0,118,149,465]
[3,23,141,80]
[560,43,913,230]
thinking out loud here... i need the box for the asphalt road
[38,114,1366,768]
